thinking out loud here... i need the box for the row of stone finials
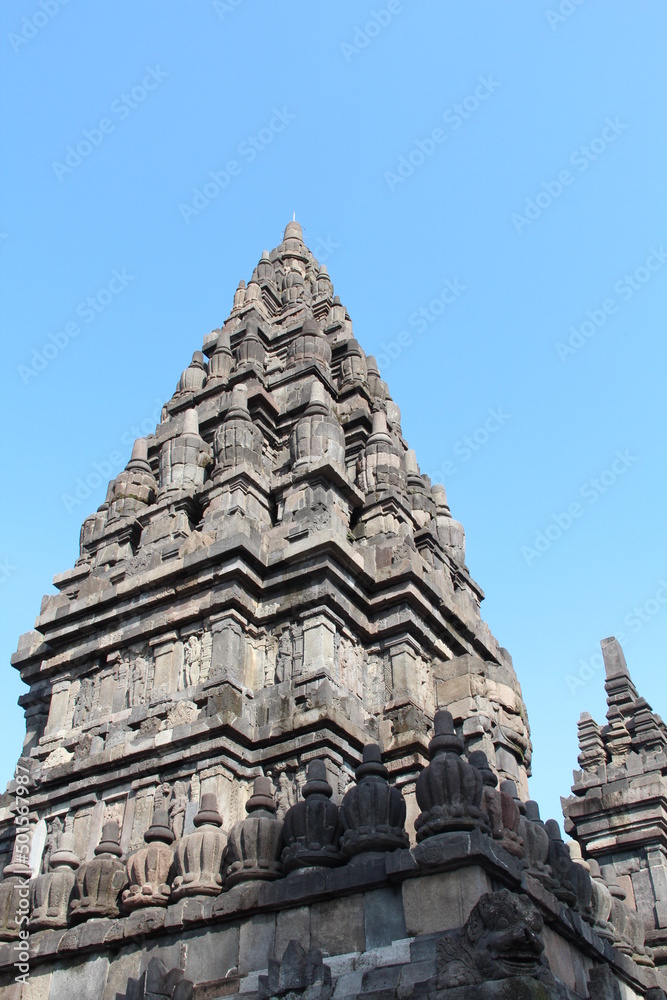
[93,317,450,529]
[0,712,652,967]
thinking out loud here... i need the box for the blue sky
[1,2,666,829]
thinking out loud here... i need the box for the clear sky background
[1,2,666,830]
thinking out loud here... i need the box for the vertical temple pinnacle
[601,637,639,720]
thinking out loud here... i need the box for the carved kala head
[465,889,544,978]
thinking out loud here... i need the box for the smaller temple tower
[563,637,667,967]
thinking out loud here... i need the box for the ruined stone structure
[564,637,667,973]
[0,223,664,997]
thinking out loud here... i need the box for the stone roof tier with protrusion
[6,221,532,898]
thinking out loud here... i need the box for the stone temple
[1,221,666,998]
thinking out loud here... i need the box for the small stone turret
[415,710,485,840]
[431,483,466,567]
[290,382,345,472]
[30,833,80,930]
[171,793,226,900]
[0,855,31,941]
[123,807,175,910]
[69,821,128,923]
[469,752,522,857]
[177,351,207,394]
[286,316,332,372]
[256,249,275,284]
[159,408,212,494]
[225,777,283,886]
[209,327,234,383]
[214,384,263,474]
[519,800,556,890]
[235,320,266,376]
[281,759,343,872]
[357,410,405,496]
[339,745,408,858]
[339,337,367,390]
[107,438,157,521]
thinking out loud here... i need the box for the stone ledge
[3,839,656,999]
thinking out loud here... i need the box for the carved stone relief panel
[337,636,364,700]
[45,681,71,736]
[127,646,154,707]
[209,616,245,687]
[182,634,202,689]
[269,624,304,685]
[168,781,190,840]
[272,769,299,820]
[128,787,155,852]
[41,815,64,874]
[70,674,97,728]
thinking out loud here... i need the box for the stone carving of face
[467,890,544,979]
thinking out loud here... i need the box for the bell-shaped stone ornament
[244,280,263,308]
[69,821,128,923]
[171,793,226,900]
[468,754,521,856]
[213,384,263,474]
[325,295,347,331]
[316,263,333,299]
[364,356,386,403]
[290,382,345,472]
[587,859,615,942]
[256,250,275,284]
[281,760,343,872]
[232,279,246,311]
[123,808,175,911]
[235,320,266,373]
[225,777,283,887]
[159,408,212,493]
[519,801,557,891]
[281,268,306,306]
[209,327,234,383]
[0,857,31,941]
[30,833,80,930]
[566,840,595,925]
[108,438,157,520]
[286,317,332,371]
[339,745,408,858]
[497,779,524,859]
[431,484,466,567]
[356,410,406,494]
[544,820,577,908]
[601,864,652,965]
[339,338,367,389]
[177,351,207,394]
[415,711,485,841]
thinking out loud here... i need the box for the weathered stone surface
[282,760,343,872]
[311,894,365,956]
[47,954,109,1000]
[69,821,128,923]
[415,711,485,840]
[0,223,651,999]
[172,793,226,900]
[183,924,240,985]
[339,745,408,858]
[238,912,276,975]
[436,889,547,988]
[30,832,79,930]
[123,807,175,911]
[225,777,283,886]
[274,905,311,958]
[403,868,492,936]
[363,886,406,949]
[563,637,667,972]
